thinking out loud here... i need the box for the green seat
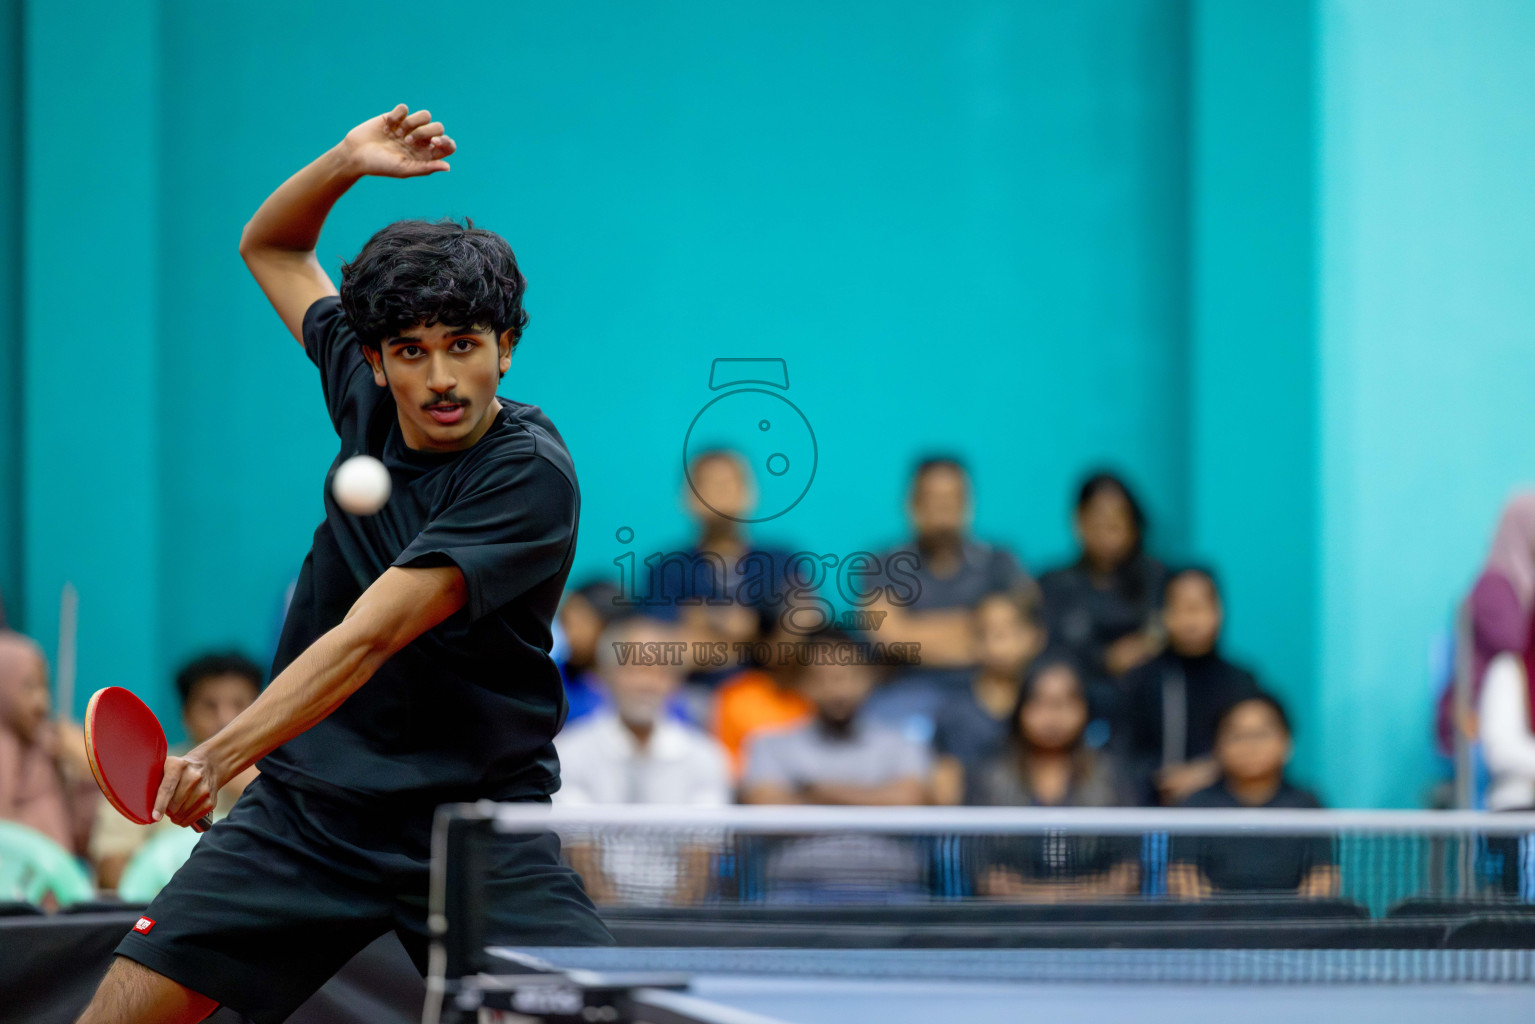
[0,820,95,908]
[116,826,204,904]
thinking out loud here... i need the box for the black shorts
[114,774,611,1024]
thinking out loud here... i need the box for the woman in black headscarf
[1120,567,1262,806]
[1038,472,1168,725]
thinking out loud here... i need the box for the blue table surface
[488,948,1535,1024]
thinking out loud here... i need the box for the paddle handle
[193,814,213,832]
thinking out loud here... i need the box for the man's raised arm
[238,103,456,346]
[153,564,468,827]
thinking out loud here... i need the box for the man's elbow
[238,224,311,262]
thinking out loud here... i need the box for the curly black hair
[337,216,530,357]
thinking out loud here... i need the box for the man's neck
[917,533,964,574]
[697,525,744,557]
[816,714,856,739]
[972,669,1020,718]
[1224,773,1283,806]
[1083,553,1121,579]
[620,716,655,751]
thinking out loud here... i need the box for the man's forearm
[192,565,465,789]
[197,615,388,783]
[239,141,362,254]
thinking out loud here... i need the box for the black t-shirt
[1038,555,1167,684]
[871,539,1029,613]
[257,295,580,808]
[1171,781,1335,891]
[864,538,1031,689]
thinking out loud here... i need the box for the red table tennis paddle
[84,686,212,832]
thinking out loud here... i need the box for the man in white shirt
[555,614,730,904]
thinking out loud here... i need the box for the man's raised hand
[342,103,455,178]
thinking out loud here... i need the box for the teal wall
[1188,1,1320,789]
[7,1,1535,806]
[0,0,21,625]
[21,0,162,731]
[1314,0,1535,806]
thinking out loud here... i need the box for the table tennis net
[430,805,1535,983]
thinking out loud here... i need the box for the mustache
[422,393,468,410]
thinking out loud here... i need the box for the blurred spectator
[741,628,932,901]
[1039,471,1167,725]
[861,456,1033,740]
[647,450,804,690]
[741,629,930,807]
[556,616,730,906]
[556,578,624,724]
[1436,491,1535,756]
[91,652,263,890]
[1477,605,1535,811]
[930,591,1046,805]
[0,631,97,857]
[971,656,1132,809]
[556,616,731,806]
[1119,568,1261,806]
[1478,627,1535,894]
[967,655,1138,901]
[711,620,814,781]
[1168,694,1338,899]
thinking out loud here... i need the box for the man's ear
[498,330,514,379]
[362,346,388,387]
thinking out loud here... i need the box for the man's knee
[75,955,219,1024]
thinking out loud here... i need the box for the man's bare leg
[75,956,219,1024]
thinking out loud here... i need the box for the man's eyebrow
[383,328,482,347]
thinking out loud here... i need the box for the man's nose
[427,352,458,392]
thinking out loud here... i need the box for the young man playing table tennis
[75,103,611,1024]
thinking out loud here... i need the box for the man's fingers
[405,121,446,145]
[166,761,211,826]
[169,788,211,828]
[399,109,431,135]
[152,759,182,822]
[184,797,215,831]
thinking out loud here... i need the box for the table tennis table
[445,946,1535,1024]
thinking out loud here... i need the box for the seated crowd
[11,461,1534,911]
[546,452,1340,904]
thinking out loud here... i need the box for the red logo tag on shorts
[133,917,155,934]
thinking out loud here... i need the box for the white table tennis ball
[333,455,391,515]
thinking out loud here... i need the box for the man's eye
[452,338,475,352]
[401,345,422,357]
